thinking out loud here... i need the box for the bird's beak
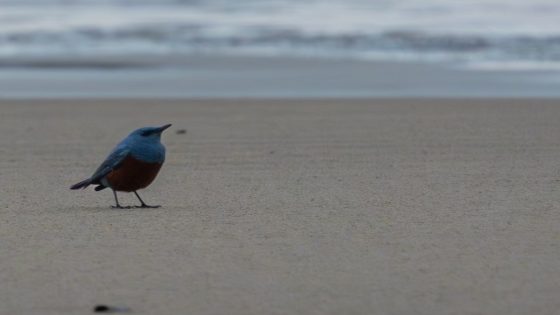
[158,124,172,132]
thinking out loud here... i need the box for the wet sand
[1,55,560,98]
[1,99,560,314]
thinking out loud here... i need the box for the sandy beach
[2,98,560,315]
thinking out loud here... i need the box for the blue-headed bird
[70,124,171,208]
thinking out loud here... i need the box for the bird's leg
[111,190,131,209]
[133,191,161,208]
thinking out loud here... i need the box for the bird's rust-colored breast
[105,155,163,192]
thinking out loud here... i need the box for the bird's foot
[135,204,161,209]
[111,205,133,209]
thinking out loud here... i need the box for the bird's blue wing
[90,144,130,183]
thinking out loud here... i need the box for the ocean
[0,0,559,70]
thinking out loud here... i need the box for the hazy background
[1,0,559,97]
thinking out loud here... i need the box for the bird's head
[129,124,172,142]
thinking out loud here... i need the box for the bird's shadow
[58,205,165,213]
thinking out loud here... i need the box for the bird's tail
[70,178,92,190]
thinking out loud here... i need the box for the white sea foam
[0,0,559,69]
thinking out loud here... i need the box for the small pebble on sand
[93,305,110,312]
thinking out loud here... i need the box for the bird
[70,124,172,208]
